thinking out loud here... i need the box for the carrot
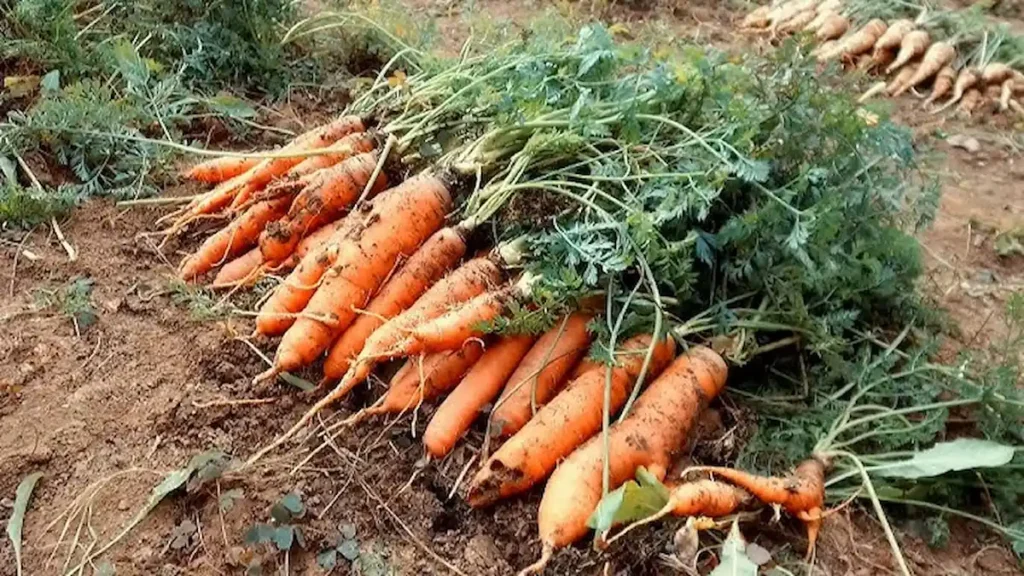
[777,9,817,35]
[922,66,957,107]
[489,312,594,438]
[814,14,849,42]
[423,334,536,459]
[873,19,914,52]
[179,195,291,282]
[364,341,485,416]
[819,19,886,62]
[981,63,1016,85]
[519,346,728,573]
[166,172,249,232]
[885,62,921,96]
[811,39,838,58]
[409,278,531,353]
[956,87,983,116]
[767,0,816,33]
[185,156,259,184]
[284,132,377,179]
[886,30,930,75]
[262,173,451,377]
[212,248,264,288]
[1000,78,1024,111]
[933,67,980,113]
[568,356,604,381]
[321,225,471,383]
[868,47,897,72]
[691,457,828,554]
[259,151,384,265]
[606,480,751,545]
[892,41,956,96]
[741,6,770,29]
[228,115,365,210]
[803,9,836,33]
[468,334,676,508]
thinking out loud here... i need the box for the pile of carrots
[743,0,1024,117]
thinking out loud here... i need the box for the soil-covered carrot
[882,62,921,97]
[185,156,259,184]
[423,334,536,459]
[767,0,816,33]
[923,66,957,107]
[212,247,264,288]
[934,67,980,113]
[957,87,984,116]
[1000,78,1024,111]
[568,356,603,381]
[365,341,485,416]
[468,334,676,508]
[263,173,451,377]
[607,479,751,545]
[886,30,930,74]
[981,63,1016,85]
[259,151,384,265]
[489,312,593,438]
[741,5,770,29]
[410,279,531,352]
[804,8,837,34]
[693,457,828,553]
[519,346,728,573]
[814,14,849,42]
[873,19,914,52]
[777,9,817,35]
[819,19,886,62]
[892,41,956,96]
[179,195,291,281]
[321,225,471,384]
[284,132,377,179]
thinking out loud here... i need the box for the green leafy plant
[244,492,307,553]
[317,522,361,571]
[32,275,97,335]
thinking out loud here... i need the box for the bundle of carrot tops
[154,14,1022,573]
[743,0,1024,115]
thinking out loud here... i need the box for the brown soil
[2,1,1023,575]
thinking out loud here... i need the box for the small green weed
[32,275,97,335]
[168,279,226,321]
[242,492,306,574]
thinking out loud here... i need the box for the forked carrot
[923,66,957,108]
[423,334,536,459]
[179,195,291,282]
[468,334,676,508]
[892,41,956,96]
[518,346,727,575]
[185,156,260,184]
[258,173,451,379]
[489,312,593,438]
[321,225,471,384]
[933,67,980,113]
[606,480,751,545]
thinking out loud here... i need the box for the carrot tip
[253,366,281,386]
[516,544,553,576]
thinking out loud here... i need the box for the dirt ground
[2,1,1023,575]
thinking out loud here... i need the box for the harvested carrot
[259,151,384,265]
[1000,78,1023,111]
[767,0,816,33]
[886,30,930,75]
[893,41,956,96]
[819,19,886,62]
[185,156,259,184]
[423,334,536,459]
[885,62,921,96]
[489,312,593,438]
[568,356,603,381]
[873,19,914,52]
[365,341,485,416]
[179,195,291,281]
[263,173,451,377]
[923,66,957,107]
[741,6,770,29]
[321,225,471,383]
[956,87,983,116]
[814,14,849,42]
[409,279,529,352]
[981,63,1016,85]
[803,10,835,34]
[934,67,980,113]
[520,346,728,573]
[468,334,676,508]
[868,47,897,72]
[212,247,264,288]
[777,9,817,35]
[607,480,751,545]
[285,132,377,178]
[693,457,828,554]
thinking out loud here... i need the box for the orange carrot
[886,30,930,75]
[212,247,264,288]
[423,334,536,459]
[185,156,260,184]
[873,19,915,52]
[259,151,384,265]
[777,9,816,35]
[819,19,886,63]
[489,312,593,438]
[228,115,365,210]
[934,67,980,113]
[321,225,470,384]
[285,132,377,178]
[892,41,956,96]
[692,457,828,553]
[741,6,770,29]
[922,66,957,107]
[568,356,603,381]
[468,334,676,507]
[520,346,728,573]
[814,14,849,42]
[804,9,837,34]
[263,174,451,377]
[179,195,291,282]
[1000,78,1023,111]
[868,47,897,72]
[606,480,751,546]
[364,342,485,417]
[410,285,515,352]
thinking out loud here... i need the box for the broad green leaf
[317,548,338,569]
[874,439,1015,479]
[205,94,257,119]
[273,525,295,550]
[0,156,16,184]
[586,466,669,533]
[281,492,304,515]
[338,539,360,561]
[41,70,60,94]
[340,523,357,540]
[6,472,42,576]
[709,521,757,576]
[219,488,244,512]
